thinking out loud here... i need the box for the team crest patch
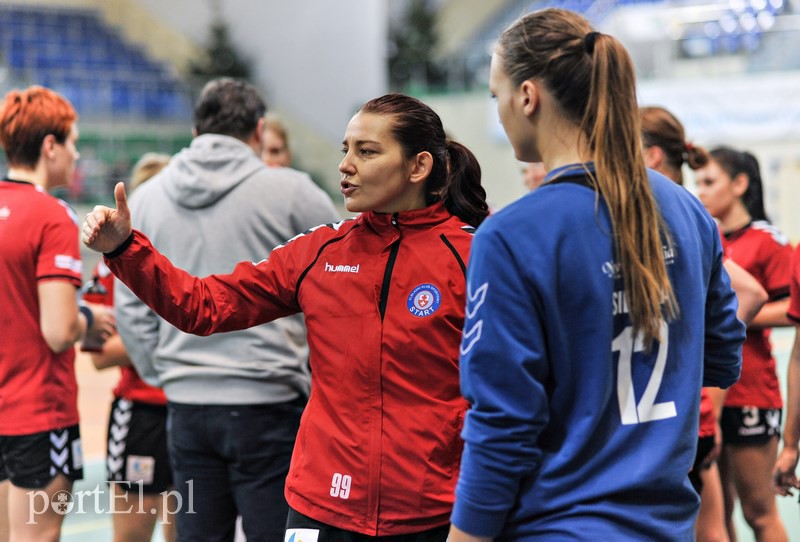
[126,455,155,485]
[407,283,442,317]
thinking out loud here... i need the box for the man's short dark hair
[193,78,266,140]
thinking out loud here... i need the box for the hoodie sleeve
[115,277,161,386]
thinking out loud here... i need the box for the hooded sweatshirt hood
[163,134,264,209]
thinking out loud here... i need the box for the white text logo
[324,262,360,273]
[26,480,195,524]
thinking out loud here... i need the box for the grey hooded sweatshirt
[115,134,340,404]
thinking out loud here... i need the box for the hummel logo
[324,262,360,273]
[0,206,10,219]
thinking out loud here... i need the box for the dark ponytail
[710,146,769,223]
[359,93,489,228]
[443,141,488,227]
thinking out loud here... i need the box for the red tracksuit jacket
[105,201,474,535]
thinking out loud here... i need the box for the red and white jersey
[0,179,82,434]
[90,262,167,405]
[723,221,792,409]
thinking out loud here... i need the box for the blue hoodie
[452,165,744,540]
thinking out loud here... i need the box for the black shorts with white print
[0,424,83,488]
[721,406,782,445]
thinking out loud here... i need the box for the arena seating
[0,4,192,120]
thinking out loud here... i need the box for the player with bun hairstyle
[640,105,709,185]
[641,105,768,542]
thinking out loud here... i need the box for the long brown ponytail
[498,9,677,346]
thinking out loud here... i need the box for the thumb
[114,182,130,218]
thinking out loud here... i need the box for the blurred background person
[0,85,113,542]
[521,161,546,192]
[640,106,708,187]
[697,147,792,542]
[86,152,176,542]
[775,246,800,500]
[261,113,292,168]
[641,105,768,542]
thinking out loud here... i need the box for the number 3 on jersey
[613,321,676,425]
[330,472,351,499]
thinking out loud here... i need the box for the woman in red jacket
[82,93,489,540]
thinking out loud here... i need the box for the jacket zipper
[378,213,400,321]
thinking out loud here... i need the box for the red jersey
[788,246,800,323]
[90,262,166,405]
[0,179,82,434]
[105,202,472,535]
[723,221,792,409]
[698,389,715,437]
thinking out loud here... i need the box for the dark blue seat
[0,5,189,120]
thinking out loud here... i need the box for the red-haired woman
[0,86,113,541]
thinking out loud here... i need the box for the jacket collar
[359,201,451,234]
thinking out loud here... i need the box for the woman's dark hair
[359,93,489,227]
[640,106,709,185]
[194,78,266,140]
[710,146,769,222]
[497,8,676,347]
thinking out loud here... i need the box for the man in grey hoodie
[114,78,339,541]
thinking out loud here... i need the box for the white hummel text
[324,262,360,273]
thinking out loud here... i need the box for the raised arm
[82,183,302,337]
